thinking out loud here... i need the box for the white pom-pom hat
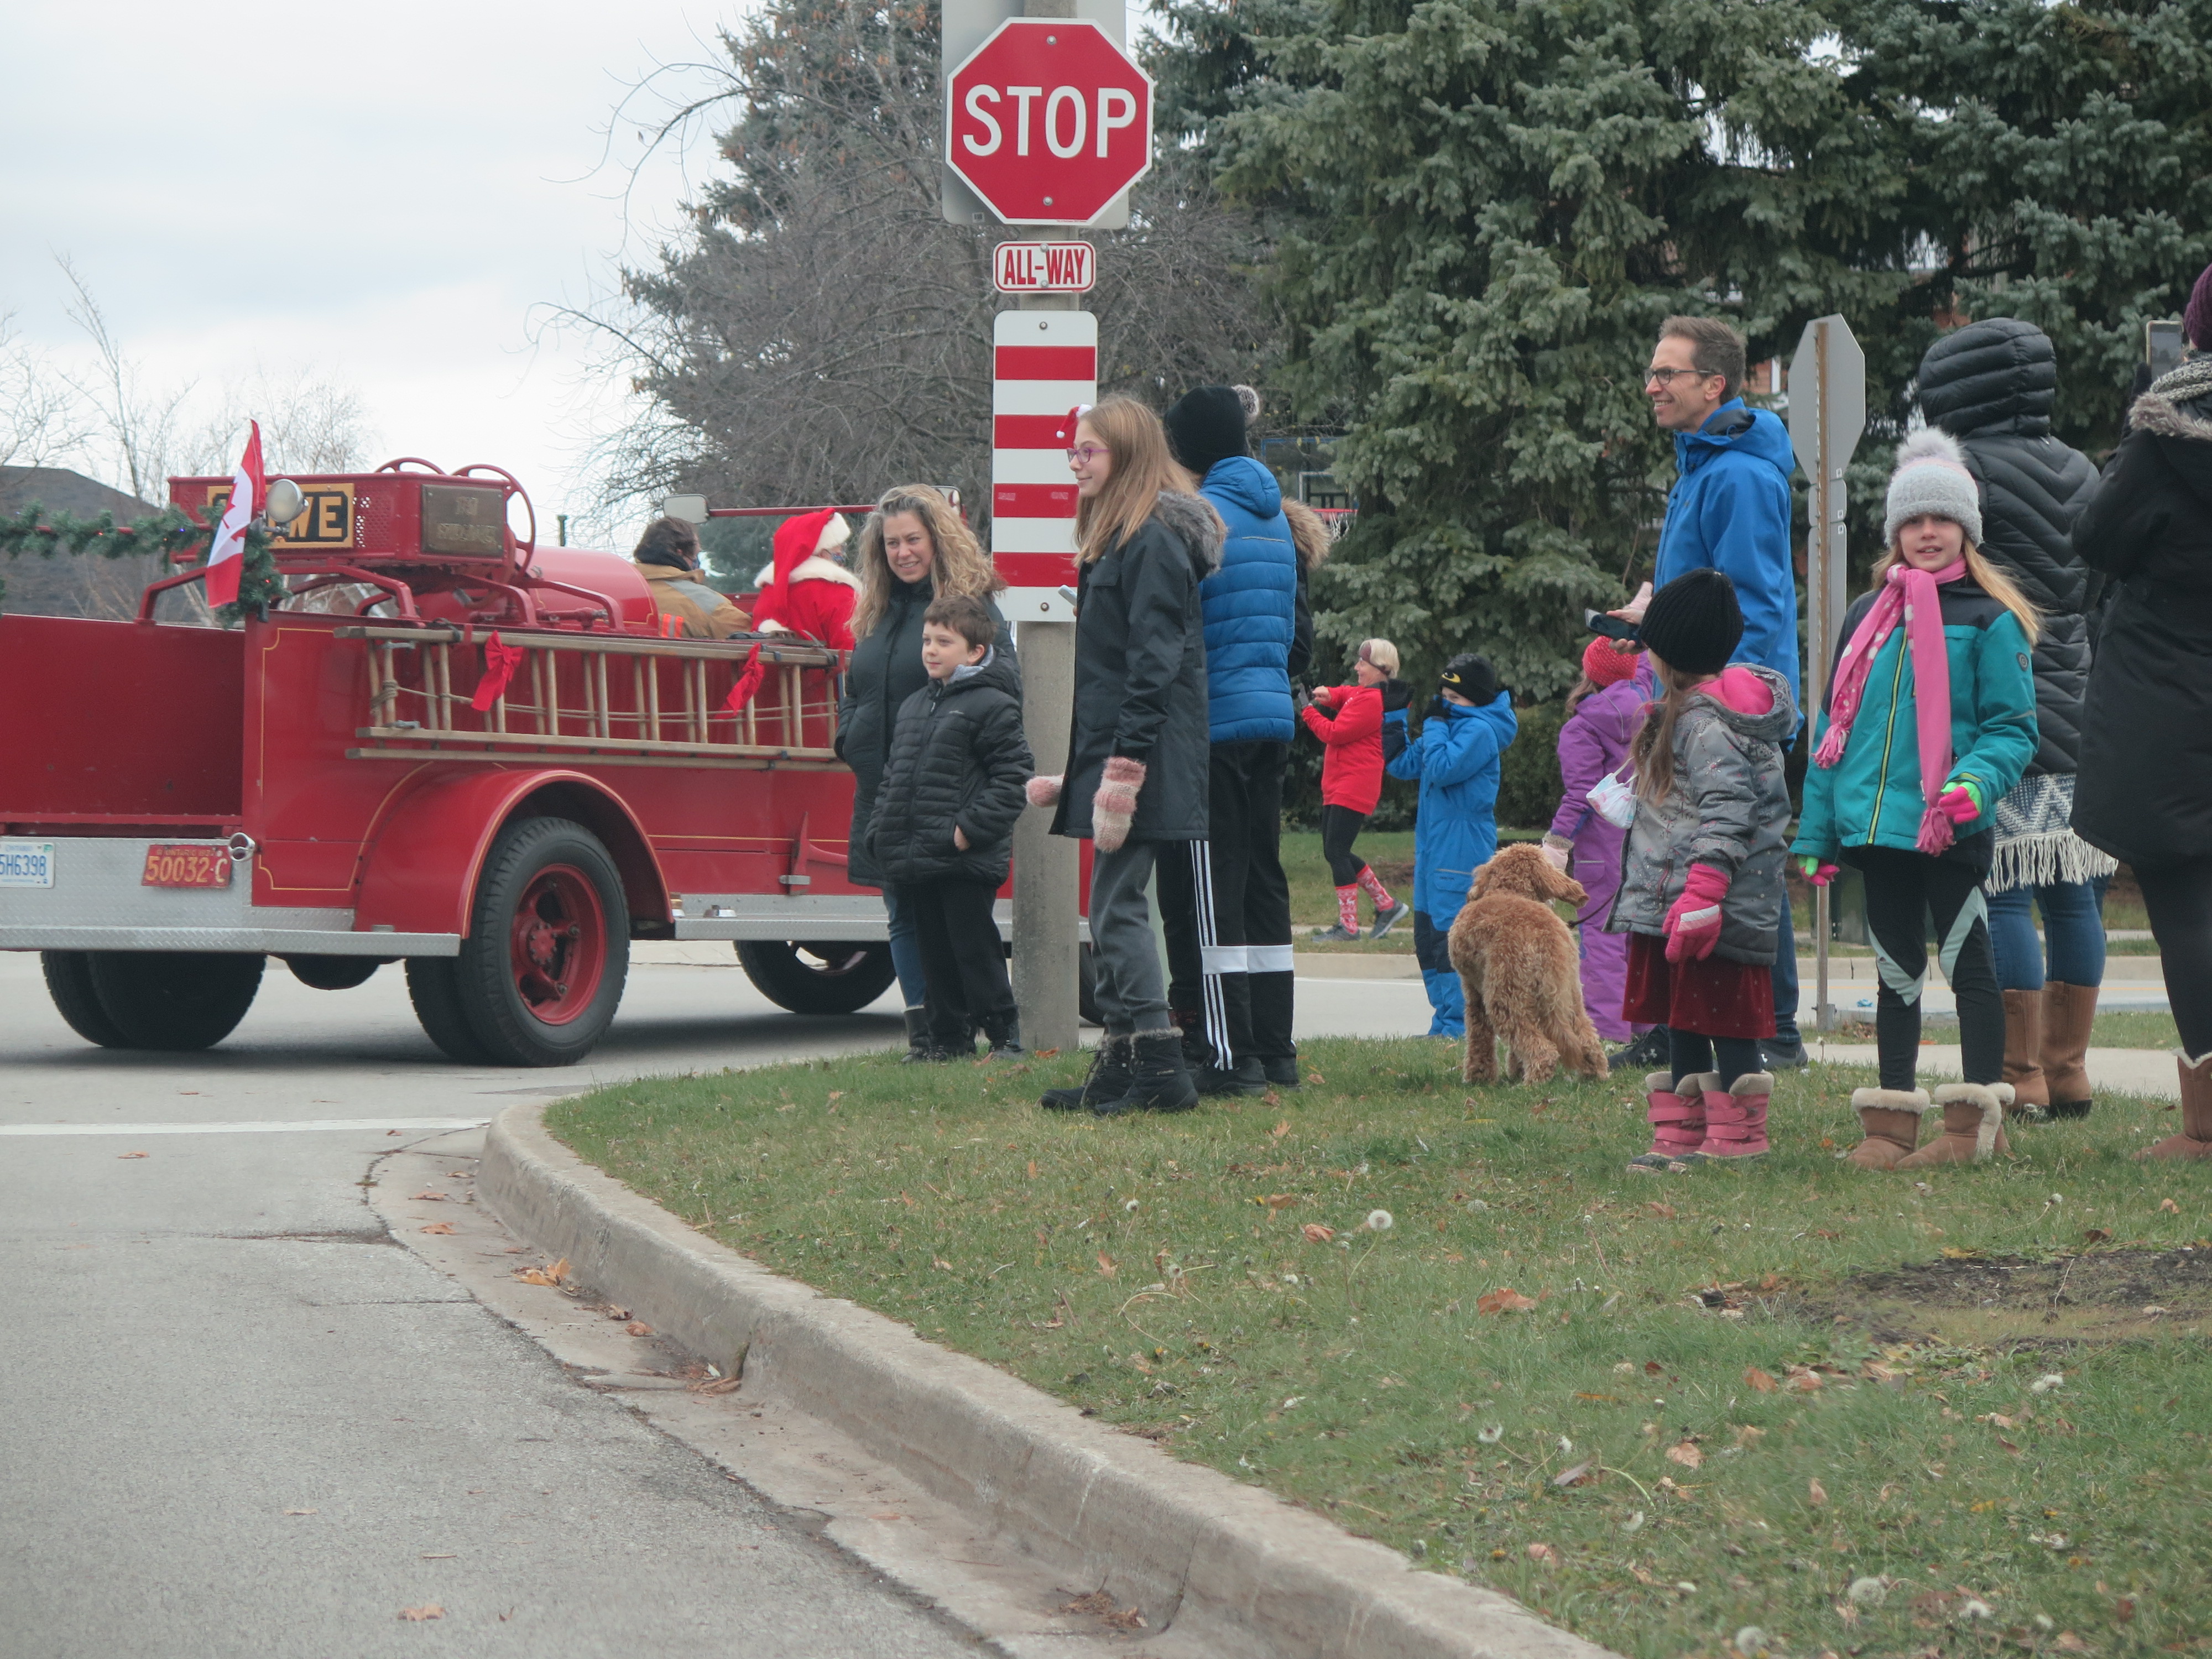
[1884,426,1984,546]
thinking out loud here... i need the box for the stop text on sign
[945,19,1153,227]
[994,242,1095,293]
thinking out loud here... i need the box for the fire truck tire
[81,951,265,1050]
[283,954,388,991]
[41,952,133,1048]
[405,959,495,1064]
[451,816,630,1066]
[735,940,897,1015]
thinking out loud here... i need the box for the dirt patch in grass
[1825,1248,2212,1348]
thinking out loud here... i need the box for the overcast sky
[2,0,746,547]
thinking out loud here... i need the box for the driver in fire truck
[634,515,751,639]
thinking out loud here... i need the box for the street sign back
[1788,316,1866,481]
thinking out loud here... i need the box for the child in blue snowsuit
[1384,653,1519,1036]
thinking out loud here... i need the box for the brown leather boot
[2002,989,2049,1114]
[1844,1088,1928,1168]
[2041,982,2098,1119]
[2137,1050,2212,1161]
[1895,1082,2013,1167]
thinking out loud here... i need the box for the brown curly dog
[1447,842,1611,1085]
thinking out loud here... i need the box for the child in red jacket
[1300,639,1410,940]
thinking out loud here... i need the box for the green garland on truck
[0,502,285,623]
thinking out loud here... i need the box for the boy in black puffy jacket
[867,593,1034,1058]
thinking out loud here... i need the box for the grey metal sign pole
[1787,315,1866,1036]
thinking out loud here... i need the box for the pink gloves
[1663,864,1730,964]
[1936,780,1983,828]
[1092,757,1146,852]
[1794,854,1839,888]
[1025,775,1063,808]
[1539,834,1572,873]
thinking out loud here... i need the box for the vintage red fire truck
[0,461,920,1065]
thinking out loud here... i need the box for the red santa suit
[752,508,859,651]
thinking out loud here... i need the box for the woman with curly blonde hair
[838,485,1013,1058]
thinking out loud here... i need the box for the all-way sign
[993,242,1095,293]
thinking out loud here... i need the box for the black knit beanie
[1636,568,1744,676]
[1161,385,1250,476]
[1439,652,1498,705]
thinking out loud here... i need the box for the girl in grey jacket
[1606,571,1798,1172]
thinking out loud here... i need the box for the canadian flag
[205,421,265,607]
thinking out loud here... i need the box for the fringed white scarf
[1991,774,2118,893]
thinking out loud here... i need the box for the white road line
[0,1118,491,1138]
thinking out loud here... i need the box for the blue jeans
[1986,878,2107,990]
[881,886,927,1008]
[1769,865,1799,1042]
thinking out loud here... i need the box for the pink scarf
[1813,559,1966,855]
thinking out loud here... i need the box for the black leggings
[1669,1030,1765,1093]
[2137,858,2212,1057]
[1854,846,2003,1091]
[1321,804,1370,887]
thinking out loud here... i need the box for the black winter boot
[1041,1036,1133,1112]
[898,1008,936,1064]
[982,1014,1025,1060]
[1261,1055,1302,1088]
[1094,1030,1200,1116]
[1195,1056,1269,1096]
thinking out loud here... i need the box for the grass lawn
[550,1040,2212,1659]
[1824,1009,2182,1054]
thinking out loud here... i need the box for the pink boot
[1686,1072,1773,1162]
[1627,1071,1710,1173]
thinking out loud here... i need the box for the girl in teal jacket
[1792,430,2040,1171]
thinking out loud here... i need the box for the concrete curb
[478,1102,1614,1659]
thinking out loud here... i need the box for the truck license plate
[0,841,55,887]
[142,844,233,889]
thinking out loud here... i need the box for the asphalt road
[0,948,1433,1658]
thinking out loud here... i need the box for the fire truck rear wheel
[41,952,133,1047]
[735,940,897,1015]
[450,816,630,1066]
[81,952,265,1050]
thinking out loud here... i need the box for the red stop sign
[945,19,1153,227]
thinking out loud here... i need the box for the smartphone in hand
[1584,608,1641,642]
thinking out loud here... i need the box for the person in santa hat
[753,507,861,650]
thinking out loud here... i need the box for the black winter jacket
[837,577,1013,886]
[867,648,1033,885]
[1050,491,1225,842]
[2069,358,2212,872]
[1918,318,2101,776]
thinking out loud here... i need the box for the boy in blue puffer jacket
[1385,653,1519,1037]
[1156,385,1306,1093]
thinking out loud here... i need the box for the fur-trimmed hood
[1146,488,1228,575]
[752,553,861,590]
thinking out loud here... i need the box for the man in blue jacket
[1156,385,1305,1094]
[1384,654,1519,1038]
[1631,316,1807,1069]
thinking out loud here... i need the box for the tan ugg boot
[2002,989,2049,1114]
[2137,1050,2212,1161]
[1894,1082,2013,1167]
[1844,1087,1929,1168]
[2041,982,2099,1119]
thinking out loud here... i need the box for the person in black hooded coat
[2070,333,2212,1155]
[1916,317,2110,1116]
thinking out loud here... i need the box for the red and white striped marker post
[990,310,1096,620]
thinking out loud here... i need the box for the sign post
[1787,315,1866,1037]
[947,0,1152,1056]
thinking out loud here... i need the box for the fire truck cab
[0,460,909,1065]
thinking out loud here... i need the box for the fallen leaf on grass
[1997,1437,2022,1454]
[1261,1193,1298,1212]
[1301,1223,1335,1244]
[1477,1288,1536,1315]
[932,1256,955,1271]
[1096,1252,1117,1277]
[1645,1202,1676,1219]
[2160,1198,2180,1213]
[1807,1478,1829,1507]
[624,1322,653,1337]
[419,1223,455,1235]
[1551,1459,1597,1488]
[118,1151,148,1160]
[2115,1596,2136,1623]
[1269,1119,1292,1141]
[1025,1161,1038,1180]
[2053,1634,2088,1652]
[1665,1442,1703,1469]
[1744,1367,1778,1393]
[2083,1228,2114,1243]
[397,1605,444,1621]
[1526,1542,1557,1563]
[1734,1426,1766,1448]
[514,1257,571,1287]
